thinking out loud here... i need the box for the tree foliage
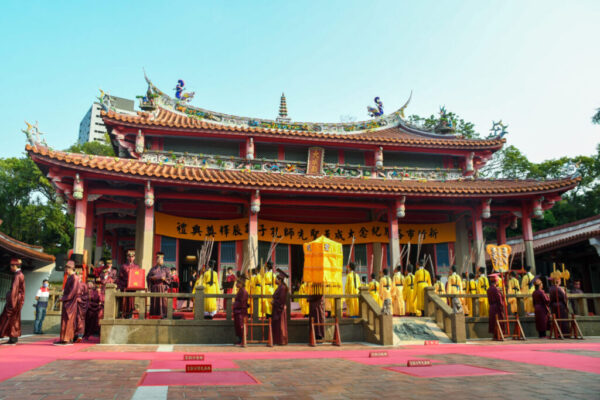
[407,110,479,139]
[66,135,115,156]
[0,157,73,255]
[593,108,600,125]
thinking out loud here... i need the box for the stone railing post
[253,296,260,322]
[335,297,342,319]
[451,311,466,343]
[104,284,117,320]
[194,287,204,320]
[425,287,435,317]
[286,292,292,323]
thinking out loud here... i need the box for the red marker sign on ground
[407,359,432,367]
[185,364,212,373]
[369,351,389,358]
[424,340,439,345]
[183,354,205,361]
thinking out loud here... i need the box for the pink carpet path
[387,364,513,378]
[1,340,599,384]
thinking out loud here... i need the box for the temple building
[25,76,580,290]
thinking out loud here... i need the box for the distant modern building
[78,96,135,144]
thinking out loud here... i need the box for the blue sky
[0,1,598,162]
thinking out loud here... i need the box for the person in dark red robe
[84,282,101,339]
[308,292,325,340]
[0,258,25,345]
[57,261,79,345]
[532,278,550,338]
[169,267,179,310]
[271,270,288,345]
[146,252,172,318]
[224,267,236,294]
[74,270,88,342]
[487,274,505,340]
[549,277,570,334]
[233,277,249,345]
[116,250,138,318]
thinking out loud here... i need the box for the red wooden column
[496,217,509,245]
[387,201,401,270]
[247,190,260,269]
[94,214,105,264]
[72,176,88,261]
[84,201,95,265]
[471,206,485,273]
[521,202,536,273]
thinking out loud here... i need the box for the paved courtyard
[0,334,599,400]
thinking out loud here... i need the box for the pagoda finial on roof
[277,92,291,123]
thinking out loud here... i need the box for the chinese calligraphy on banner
[155,212,456,245]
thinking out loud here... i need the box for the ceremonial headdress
[65,260,75,269]
[488,273,500,283]
[127,249,136,256]
[10,258,22,266]
[156,252,165,257]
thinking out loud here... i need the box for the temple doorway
[290,244,304,293]
[178,239,218,293]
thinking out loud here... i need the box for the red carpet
[0,339,94,382]
[140,370,259,386]
[388,364,512,378]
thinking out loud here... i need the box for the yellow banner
[155,212,455,245]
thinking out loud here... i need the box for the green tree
[407,110,479,139]
[0,157,73,255]
[66,134,115,156]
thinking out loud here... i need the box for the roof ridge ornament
[487,120,509,139]
[367,97,384,117]
[276,92,291,123]
[22,121,47,147]
[174,79,195,104]
[98,89,115,112]
[434,106,456,134]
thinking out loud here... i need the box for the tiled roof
[506,215,600,255]
[101,108,505,150]
[0,230,55,263]
[27,145,579,198]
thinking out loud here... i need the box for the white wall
[22,263,55,321]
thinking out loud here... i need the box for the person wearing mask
[33,279,50,334]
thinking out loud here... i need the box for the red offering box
[127,268,146,290]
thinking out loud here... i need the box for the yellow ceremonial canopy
[303,236,343,293]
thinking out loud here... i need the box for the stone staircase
[392,317,453,345]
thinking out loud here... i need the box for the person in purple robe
[233,276,249,345]
[56,261,79,345]
[308,293,325,340]
[84,281,101,339]
[116,249,138,318]
[74,270,88,342]
[146,252,172,318]
[549,277,570,334]
[487,274,505,340]
[532,278,550,338]
[0,258,25,345]
[271,269,289,345]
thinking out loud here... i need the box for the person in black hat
[232,276,249,345]
[146,252,172,318]
[487,274,505,340]
[271,269,289,345]
[0,258,25,344]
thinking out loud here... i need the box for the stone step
[392,316,453,345]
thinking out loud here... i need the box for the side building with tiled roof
[25,76,580,288]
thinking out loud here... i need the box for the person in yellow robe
[344,263,360,317]
[368,273,381,307]
[403,265,416,315]
[251,267,265,318]
[467,273,479,316]
[391,266,405,316]
[508,271,520,314]
[202,260,221,319]
[414,262,432,316]
[379,268,393,315]
[434,275,445,295]
[446,266,463,312]
[298,280,310,316]
[476,267,489,317]
[262,261,276,317]
[521,266,535,314]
